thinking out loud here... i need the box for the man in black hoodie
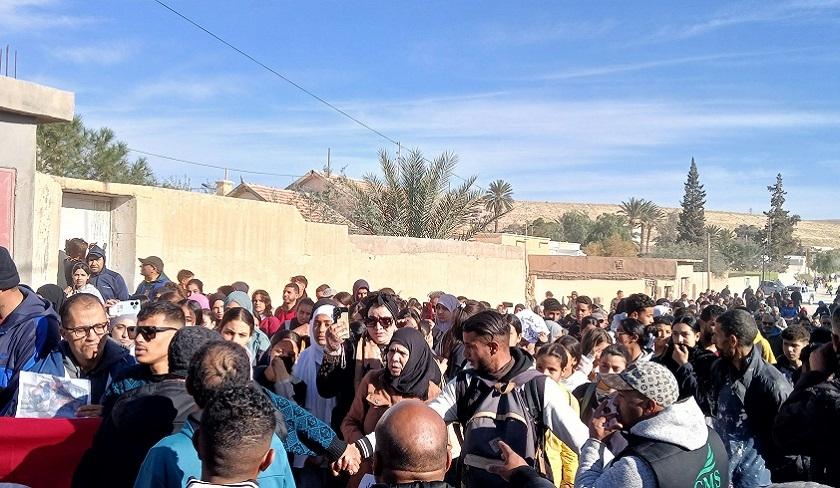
[0,246,64,415]
[86,244,129,303]
[355,310,588,488]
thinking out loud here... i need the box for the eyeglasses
[127,325,179,341]
[364,316,395,329]
[762,322,775,326]
[62,322,109,340]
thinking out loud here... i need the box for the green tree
[734,224,763,243]
[587,213,632,245]
[337,149,492,239]
[583,233,638,257]
[618,197,646,250]
[677,158,707,244]
[37,115,157,185]
[763,173,801,272]
[483,179,514,232]
[557,211,593,244]
[654,211,680,246]
[810,249,840,275]
[639,201,665,255]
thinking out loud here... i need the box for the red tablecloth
[0,417,101,488]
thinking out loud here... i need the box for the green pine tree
[677,158,707,244]
[37,115,158,186]
[763,173,801,272]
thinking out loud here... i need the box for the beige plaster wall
[37,176,527,304]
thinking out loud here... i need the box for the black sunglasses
[364,316,395,328]
[127,325,179,341]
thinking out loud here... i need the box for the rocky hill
[497,201,840,249]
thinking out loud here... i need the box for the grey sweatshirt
[575,397,709,488]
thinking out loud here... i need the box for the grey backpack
[454,369,551,488]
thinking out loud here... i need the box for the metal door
[60,193,111,252]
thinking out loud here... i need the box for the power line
[128,148,304,178]
[151,0,399,146]
[149,0,486,192]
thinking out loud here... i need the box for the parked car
[759,280,786,296]
[785,285,810,294]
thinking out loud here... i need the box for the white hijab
[292,304,336,420]
[291,304,337,468]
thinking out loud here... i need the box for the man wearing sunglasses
[101,300,185,411]
[58,293,136,414]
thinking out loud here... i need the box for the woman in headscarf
[224,290,270,365]
[292,302,339,487]
[37,284,66,314]
[341,327,441,488]
[317,292,399,434]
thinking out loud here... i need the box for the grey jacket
[575,397,710,488]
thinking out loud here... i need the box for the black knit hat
[168,326,220,377]
[0,247,20,291]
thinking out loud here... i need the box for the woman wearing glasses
[317,292,399,435]
[340,327,441,488]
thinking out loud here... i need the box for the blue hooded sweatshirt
[87,245,130,302]
[0,285,65,415]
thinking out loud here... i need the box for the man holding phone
[578,362,729,488]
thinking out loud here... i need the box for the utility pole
[325,147,331,176]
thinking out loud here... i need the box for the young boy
[191,385,277,488]
[776,324,810,385]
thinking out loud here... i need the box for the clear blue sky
[4,0,839,218]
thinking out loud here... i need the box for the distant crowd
[1,237,840,488]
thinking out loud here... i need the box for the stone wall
[35,176,527,304]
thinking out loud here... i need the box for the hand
[590,398,622,441]
[487,440,527,481]
[270,355,291,382]
[332,443,360,475]
[105,298,120,307]
[537,332,548,344]
[672,343,690,366]
[64,286,73,296]
[75,404,103,418]
[809,342,838,375]
[325,326,343,354]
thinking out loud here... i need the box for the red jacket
[274,305,297,325]
[259,316,283,337]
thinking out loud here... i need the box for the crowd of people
[2,239,840,487]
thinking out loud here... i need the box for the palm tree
[618,198,646,251]
[639,202,665,254]
[484,179,514,232]
[337,149,493,239]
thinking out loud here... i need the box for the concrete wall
[35,176,527,304]
[0,77,74,282]
[533,277,648,307]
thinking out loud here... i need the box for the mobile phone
[333,308,350,340]
[109,300,141,318]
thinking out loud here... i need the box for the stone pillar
[0,77,74,283]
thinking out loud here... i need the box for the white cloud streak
[0,0,100,33]
[49,42,138,65]
[655,1,840,40]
